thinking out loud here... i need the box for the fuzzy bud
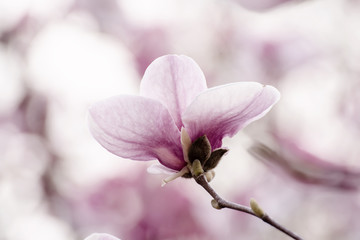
[211,199,222,209]
[205,170,215,182]
[191,159,204,177]
[188,135,211,164]
[203,148,228,171]
[250,198,265,218]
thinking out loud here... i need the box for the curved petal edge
[88,95,186,170]
[140,54,207,129]
[84,233,121,240]
[183,82,280,148]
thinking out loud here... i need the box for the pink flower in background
[85,233,121,240]
[89,54,280,179]
[71,168,214,240]
[250,135,360,190]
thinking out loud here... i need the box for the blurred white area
[0,46,23,112]
[27,19,140,185]
[1,0,360,240]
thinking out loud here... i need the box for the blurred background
[1,0,360,239]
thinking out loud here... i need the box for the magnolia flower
[89,55,280,183]
[85,233,121,240]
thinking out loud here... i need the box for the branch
[194,174,303,240]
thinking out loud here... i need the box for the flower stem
[194,174,303,240]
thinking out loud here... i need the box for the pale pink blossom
[89,55,280,176]
[250,136,360,190]
[71,168,213,240]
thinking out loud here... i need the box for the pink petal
[182,82,280,148]
[89,95,185,170]
[140,55,207,130]
[84,233,121,240]
[147,163,177,175]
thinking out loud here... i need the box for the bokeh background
[1,0,360,239]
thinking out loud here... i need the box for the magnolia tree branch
[194,174,303,240]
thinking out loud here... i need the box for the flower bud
[211,199,222,209]
[250,198,265,218]
[191,159,204,177]
[188,135,211,164]
[203,148,228,171]
[205,170,215,182]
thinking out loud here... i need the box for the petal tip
[84,233,121,240]
[263,84,281,101]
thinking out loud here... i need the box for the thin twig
[195,174,303,240]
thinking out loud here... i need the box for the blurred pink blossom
[250,135,360,190]
[89,54,280,174]
[253,36,321,80]
[71,168,213,240]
